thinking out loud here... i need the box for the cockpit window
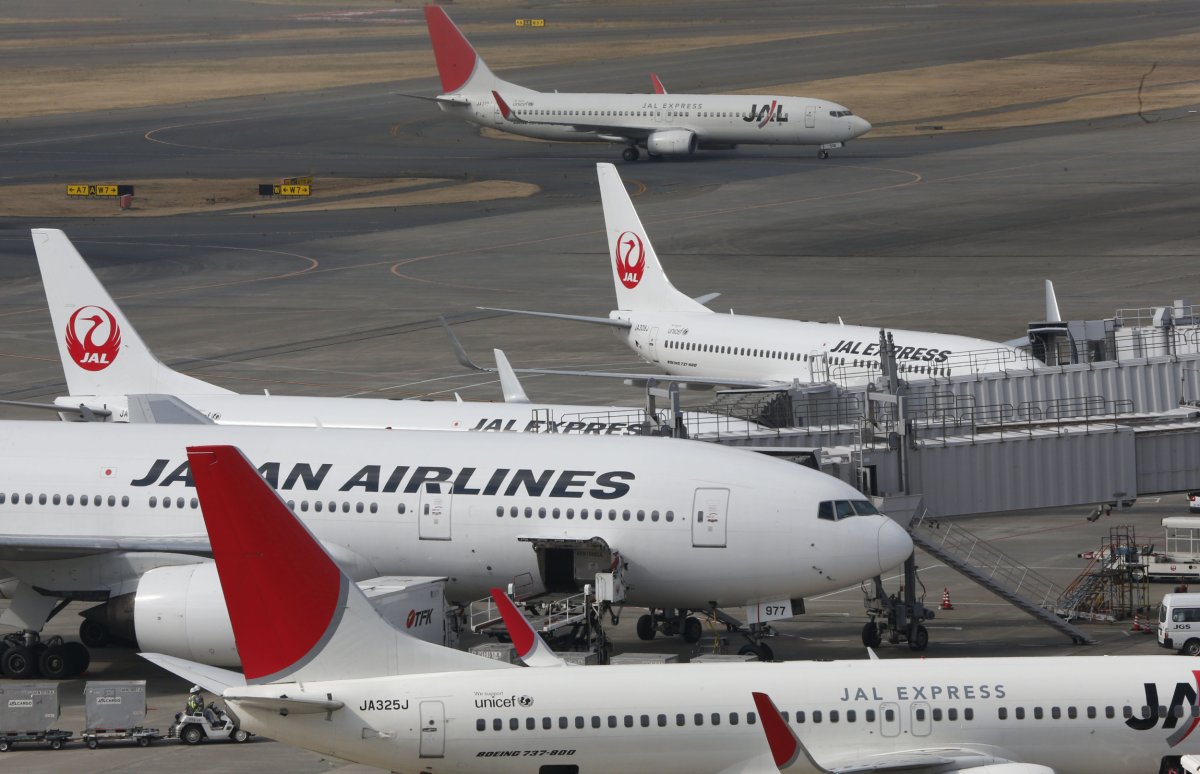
[819,499,877,520]
[829,110,854,117]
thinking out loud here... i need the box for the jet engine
[646,129,698,156]
[133,562,240,666]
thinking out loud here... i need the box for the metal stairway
[1056,559,1114,622]
[887,497,1095,644]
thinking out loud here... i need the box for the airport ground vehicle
[1158,592,1200,654]
[169,702,251,744]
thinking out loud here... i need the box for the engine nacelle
[646,129,697,156]
[134,563,240,666]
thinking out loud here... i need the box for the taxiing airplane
[0,418,911,676]
[27,228,759,437]
[146,443,1200,774]
[482,164,1046,389]
[419,6,871,161]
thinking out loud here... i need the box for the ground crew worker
[186,686,204,716]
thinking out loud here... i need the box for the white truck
[1157,592,1200,655]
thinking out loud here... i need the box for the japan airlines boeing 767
[420,6,870,161]
[28,228,759,436]
[146,444,1200,774]
[0,419,910,674]
[482,164,1045,389]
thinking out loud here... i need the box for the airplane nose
[850,116,872,138]
[876,518,913,573]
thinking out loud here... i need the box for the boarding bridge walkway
[882,496,1094,644]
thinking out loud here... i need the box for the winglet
[489,588,568,667]
[1045,279,1062,323]
[493,349,531,404]
[440,316,491,372]
[651,73,667,94]
[751,691,832,773]
[492,90,521,121]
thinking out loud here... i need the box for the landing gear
[682,616,703,644]
[861,621,882,648]
[738,642,774,661]
[622,146,640,162]
[636,614,656,641]
[0,633,90,678]
[817,150,830,159]
[1,645,34,679]
[909,625,929,652]
[862,558,936,653]
[817,141,843,160]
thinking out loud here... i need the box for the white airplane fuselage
[229,656,1198,773]
[0,421,909,609]
[442,91,869,149]
[614,309,1040,386]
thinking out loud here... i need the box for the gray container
[554,651,600,666]
[469,642,516,664]
[0,683,60,732]
[689,653,757,663]
[84,680,147,730]
[610,652,679,665]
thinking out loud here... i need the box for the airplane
[418,5,871,162]
[0,418,911,678]
[25,228,761,437]
[479,163,1047,389]
[145,443,1200,774]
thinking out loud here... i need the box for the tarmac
[1,0,1199,769]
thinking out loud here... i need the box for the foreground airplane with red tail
[145,444,1200,774]
[419,5,870,161]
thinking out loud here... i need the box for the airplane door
[804,105,816,128]
[419,700,445,758]
[879,702,900,737]
[911,702,932,737]
[419,482,452,541]
[648,327,660,362]
[692,488,729,548]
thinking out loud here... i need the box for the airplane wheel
[861,622,882,648]
[63,642,90,675]
[755,643,774,661]
[2,645,35,679]
[635,614,656,641]
[622,147,639,162]
[182,725,204,745]
[682,617,703,644]
[39,646,70,680]
[818,150,830,159]
[909,626,929,651]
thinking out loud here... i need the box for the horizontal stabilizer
[140,652,246,694]
[226,694,345,716]
[0,398,112,420]
[126,394,215,424]
[478,306,631,328]
[692,292,721,306]
[394,92,472,107]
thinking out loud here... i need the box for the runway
[1,0,1199,769]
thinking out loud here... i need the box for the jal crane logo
[615,231,646,289]
[65,306,122,371]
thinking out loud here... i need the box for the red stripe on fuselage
[188,445,343,683]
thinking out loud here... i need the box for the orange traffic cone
[1131,612,1144,632]
[941,588,954,611]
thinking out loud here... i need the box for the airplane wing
[491,90,658,140]
[0,534,211,561]
[751,692,1051,774]
[441,317,780,390]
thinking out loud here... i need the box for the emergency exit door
[648,327,660,363]
[692,488,729,547]
[419,700,445,758]
[419,482,452,541]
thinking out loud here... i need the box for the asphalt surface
[1,0,1200,770]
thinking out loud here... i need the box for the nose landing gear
[621,146,640,162]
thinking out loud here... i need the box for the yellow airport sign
[279,185,311,197]
[282,176,313,186]
[66,184,120,197]
[515,19,545,27]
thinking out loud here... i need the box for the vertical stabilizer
[32,229,232,398]
[187,445,512,684]
[596,164,710,314]
[423,5,529,96]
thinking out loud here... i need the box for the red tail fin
[751,691,802,769]
[651,73,667,95]
[424,5,478,93]
[188,445,345,683]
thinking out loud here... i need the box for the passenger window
[52,494,60,505]
[397,503,405,514]
[651,510,659,522]
[846,710,855,722]
[694,713,704,726]
[1087,706,1096,719]
[314,501,323,513]
[812,711,821,723]
[510,718,518,730]
[1034,707,1043,720]
[730,712,739,725]
[947,708,957,721]
[493,718,502,731]
[1051,707,1060,719]
[496,506,504,517]
[865,709,875,722]
[676,714,685,726]
[665,511,674,522]
[476,719,485,732]
[370,503,377,514]
[828,710,837,723]
[575,716,585,729]
[608,716,617,728]
[189,497,197,508]
[932,709,941,721]
[657,714,666,727]
[797,710,806,723]
[1016,708,1025,720]
[711,712,721,726]
[998,708,1008,720]
[964,708,973,720]
[176,497,184,509]
[559,717,568,729]
[526,718,535,730]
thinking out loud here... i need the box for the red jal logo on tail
[615,231,646,289]
[65,306,122,371]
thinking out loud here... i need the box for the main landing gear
[0,632,90,679]
[622,146,640,162]
[636,608,776,661]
